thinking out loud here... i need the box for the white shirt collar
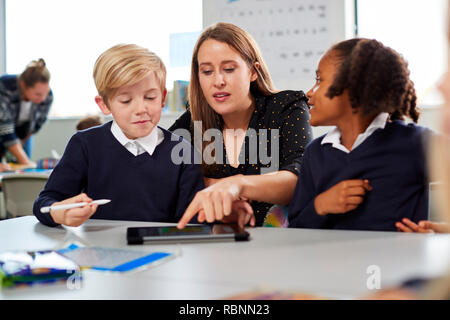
[321,112,389,153]
[110,121,164,156]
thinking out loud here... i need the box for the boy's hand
[49,193,98,227]
[314,179,372,216]
[396,218,450,233]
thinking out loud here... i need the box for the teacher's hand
[197,200,255,229]
[177,175,252,229]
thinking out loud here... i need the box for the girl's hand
[314,179,372,216]
[396,218,450,233]
[49,193,98,227]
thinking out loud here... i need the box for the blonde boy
[34,44,204,227]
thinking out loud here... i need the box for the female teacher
[172,23,312,228]
[0,58,53,165]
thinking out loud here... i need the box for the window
[5,0,202,117]
[6,1,446,115]
[357,0,448,107]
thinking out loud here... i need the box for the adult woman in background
[171,23,312,228]
[0,59,53,165]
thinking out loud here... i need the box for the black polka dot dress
[169,90,313,226]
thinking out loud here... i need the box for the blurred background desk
[1,216,449,300]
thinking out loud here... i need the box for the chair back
[1,173,49,218]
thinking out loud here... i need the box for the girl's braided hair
[326,38,420,123]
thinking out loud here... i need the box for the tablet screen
[142,225,215,237]
[127,225,249,244]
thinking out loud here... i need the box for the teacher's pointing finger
[177,194,203,229]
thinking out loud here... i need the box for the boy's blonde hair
[93,44,166,105]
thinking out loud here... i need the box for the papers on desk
[58,243,175,272]
[3,157,58,174]
[0,244,176,288]
[0,250,79,288]
[7,162,37,171]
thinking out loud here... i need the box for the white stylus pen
[40,199,111,213]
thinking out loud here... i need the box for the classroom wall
[32,106,442,161]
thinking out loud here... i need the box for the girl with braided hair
[288,38,432,231]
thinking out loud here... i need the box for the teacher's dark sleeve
[278,92,313,176]
[168,109,192,132]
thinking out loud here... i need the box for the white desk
[1,216,449,300]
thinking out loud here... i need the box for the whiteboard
[203,0,353,92]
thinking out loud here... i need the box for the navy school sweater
[33,122,205,227]
[288,121,431,231]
